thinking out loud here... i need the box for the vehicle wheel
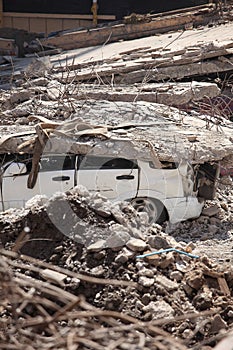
[130,197,167,224]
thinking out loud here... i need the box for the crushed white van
[0,117,220,224]
[0,152,218,224]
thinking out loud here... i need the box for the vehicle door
[2,154,76,210]
[76,155,139,200]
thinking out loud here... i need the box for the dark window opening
[79,156,138,170]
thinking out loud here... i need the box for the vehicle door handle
[116,175,134,180]
[52,176,70,182]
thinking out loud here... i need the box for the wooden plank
[3,12,116,21]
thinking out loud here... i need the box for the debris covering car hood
[0,101,232,165]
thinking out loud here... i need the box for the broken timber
[43,4,218,51]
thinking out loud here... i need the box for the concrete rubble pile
[0,10,232,350]
[0,182,233,349]
[0,25,233,112]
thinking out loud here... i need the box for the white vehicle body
[0,153,215,224]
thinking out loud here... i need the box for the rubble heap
[0,183,233,349]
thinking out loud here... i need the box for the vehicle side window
[101,158,138,169]
[79,156,138,170]
[39,155,75,172]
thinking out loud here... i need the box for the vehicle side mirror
[3,162,27,176]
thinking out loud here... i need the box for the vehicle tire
[130,197,168,224]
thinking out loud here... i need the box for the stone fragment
[40,269,67,286]
[182,329,193,339]
[87,239,106,252]
[145,253,161,267]
[148,235,170,249]
[141,293,151,305]
[54,245,63,253]
[159,252,175,269]
[155,274,178,291]
[220,202,228,211]
[10,106,30,117]
[15,117,29,125]
[186,270,204,290]
[138,276,155,288]
[182,283,194,296]
[9,90,31,104]
[115,247,135,263]
[138,268,154,278]
[106,230,131,249]
[30,77,49,86]
[170,270,183,282]
[126,239,147,252]
[24,56,52,77]
[111,207,126,225]
[130,227,145,240]
[143,300,174,319]
[208,224,218,235]
[185,242,196,252]
[89,266,105,277]
[210,314,227,334]
[193,292,213,310]
[93,206,111,218]
[202,205,220,217]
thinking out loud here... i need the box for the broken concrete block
[126,238,147,252]
[159,252,175,269]
[87,239,106,252]
[138,276,155,287]
[170,270,183,282]
[143,300,174,319]
[40,268,67,286]
[24,56,52,77]
[202,205,220,217]
[115,247,135,263]
[145,253,161,267]
[147,235,170,249]
[186,270,204,290]
[9,90,31,104]
[210,314,228,334]
[155,274,178,291]
[106,230,131,249]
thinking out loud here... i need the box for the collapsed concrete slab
[0,101,232,164]
[63,82,220,107]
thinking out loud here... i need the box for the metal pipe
[137,248,199,259]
